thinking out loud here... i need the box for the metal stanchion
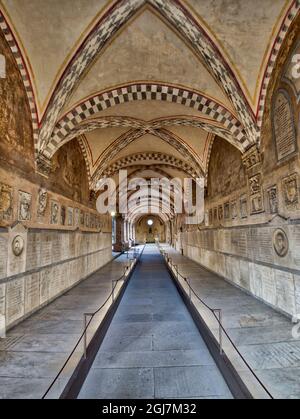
[187,278,192,301]
[83,313,91,359]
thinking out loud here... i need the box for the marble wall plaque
[24,273,40,314]
[40,232,52,266]
[51,232,61,262]
[0,236,7,279]
[40,269,50,305]
[240,195,248,218]
[37,189,48,218]
[0,183,13,221]
[283,174,299,210]
[273,228,289,258]
[26,232,41,270]
[51,201,60,225]
[268,186,278,214]
[6,279,24,325]
[249,228,274,264]
[275,270,296,314]
[67,207,73,226]
[75,209,80,227]
[18,191,32,221]
[231,201,238,219]
[250,193,264,214]
[273,90,297,161]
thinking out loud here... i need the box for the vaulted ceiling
[0,0,298,207]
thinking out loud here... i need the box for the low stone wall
[178,219,300,318]
[0,227,112,329]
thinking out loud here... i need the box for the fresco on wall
[207,137,246,200]
[48,141,90,206]
[0,31,34,172]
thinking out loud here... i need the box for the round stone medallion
[273,229,289,257]
[12,235,24,257]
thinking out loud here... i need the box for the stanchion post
[188,278,191,301]
[83,313,89,359]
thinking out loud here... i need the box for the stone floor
[161,244,300,400]
[78,245,232,399]
[0,252,135,399]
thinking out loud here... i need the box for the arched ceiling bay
[61,8,234,115]
[1,0,110,114]
[184,0,294,109]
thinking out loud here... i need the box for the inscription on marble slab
[0,283,5,316]
[249,228,274,264]
[40,269,50,305]
[0,236,7,279]
[26,232,41,271]
[6,279,24,325]
[24,273,40,314]
[51,232,61,262]
[231,230,248,258]
[275,270,296,314]
[40,233,52,266]
[273,90,297,161]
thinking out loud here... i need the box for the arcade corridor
[1,0,300,401]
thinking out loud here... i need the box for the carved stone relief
[283,174,299,210]
[12,235,24,257]
[18,191,32,221]
[37,188,48,217]
[51,201,60,225]
[0,183,13,221]
[273,228,289,257]
[267,186,278,214]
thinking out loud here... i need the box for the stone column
[113,215,126,252]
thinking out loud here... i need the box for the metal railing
[158,245,274,400]
[42,247,143,399]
